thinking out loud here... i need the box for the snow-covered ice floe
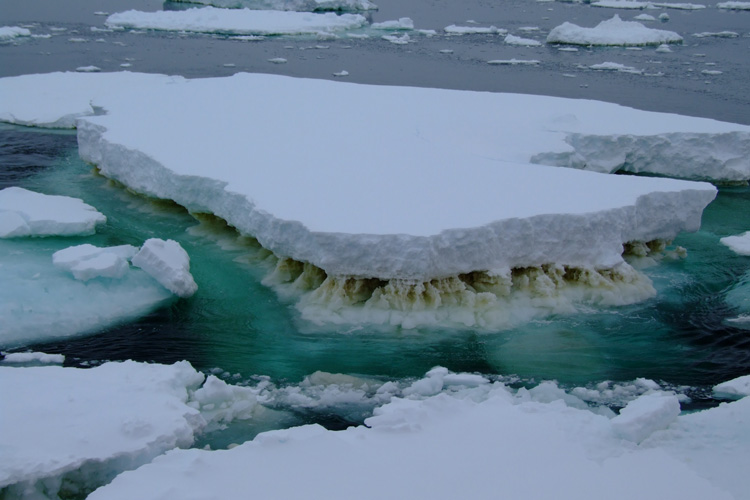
[714,374,750,399]
[721,231,750,255]
[3,72,749,327]
[593,1,707,8]
[717,1,750,8]
[105,7,367,36]
[0,187,106,237]
[1,239,197,348]
[0,360,266,499]
[169,0,377,11]
[79,365,748,500]
[0,26,32,41]
[547,15,683,46]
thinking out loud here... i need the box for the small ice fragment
[333,70,349,77]
[611,392,680,443]
[53,244,138,281]
[76,65,101,72]
[268,57,287,64]
[720,231,750,255]
[131,238,198,298]
[713,374,750,399]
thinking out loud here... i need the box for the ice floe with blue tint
[547,15,683,46]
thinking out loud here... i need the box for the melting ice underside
[2,71,749,326]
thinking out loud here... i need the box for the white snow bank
[0,187,106,237]
[171,0,377,11]
[131,238,198,298]
[611,392,681,443]
[0,361,206,498]
[0,26,31,41]
[713,374,750,398]
[547,15,683,46]
[88,368,748,500]
[720,231,750,255]
[717,1,750,8]
[105,7,367,36]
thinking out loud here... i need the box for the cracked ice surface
[0,72,732,284]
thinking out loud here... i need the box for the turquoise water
[3,123,750,410]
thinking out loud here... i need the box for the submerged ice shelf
[1,71,743,325]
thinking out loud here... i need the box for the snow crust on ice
[547,15,684,46]
[86,366,750,500]
[713,374,750,399]
[0,187,106,237]
[131,238,198,298]
[720,231,750,255]
[0,26,31,41]
[105,7,367,36]
[170,0,377,11]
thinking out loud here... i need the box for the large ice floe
[170,0,378,11]
[2,71,749,327]
[105,7,367,36]
[2,359,748,500]
[547,15,684,46]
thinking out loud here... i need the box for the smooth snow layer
[0,361,206,497]
[714,374,750,398]
[0,72,737,286]
[105,7,367,36]
[87,368,749,500]
[721,231,750,255]
[53,244,137,281]
[0,187,106,237]
[547,15,684,46]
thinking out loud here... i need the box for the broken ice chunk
[131,238,198,298]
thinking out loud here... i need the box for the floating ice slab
[105,7,367,36]
[0,187,106,237]
[720,231,750,255]
[547,15,683,46]
[0,26,31,41]
[611,392,681,443]
[53,243,138,281]
[171,0,377,11]
[718,1,750,9]
[87,368,746,500]
[714,374,750,399]
[0,361,206,498]
[2,71,747,325]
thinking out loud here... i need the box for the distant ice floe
[0,26,31,41]
[714,374,750,399]
[592,1,706,8]
[589,61,644,73]
[33,363,737,500]
[444,24,507,35]
[169,0,377,11]
[547,15,683,46]
[488,58,541,65]
[106,7,367,36]
[0,351,65,365]
[4,71,750,327]
[720,231,750,255]
[0,187,106,237]
[504,34,542,46]
[717,1,750,8]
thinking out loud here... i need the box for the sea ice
[0,26,31,41]
[0,187,106,237]
[0,360,206,499]
[504,34,542,46]
[713,374,750,399]
[105,7,367,36]
[611,391,681,443]
[444,24,506,35]
[52,243,138,281]
[86,367,747,500]
[0,351,65,365]
[547,15,683,46]
[717,1,750,8]
[169,0,377,11]
[3,71,747,325]
[720,231,750,255]
[131,238,198,298]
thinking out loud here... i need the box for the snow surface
[105,7,367,36]
[0,187,106,237]
[1,71,740,287]
[0,352,64,365]
[721,231,750,255]
[547,15,684,46]
[53,244,137,281]
[85,365,749,500]
[504,34,542,46]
